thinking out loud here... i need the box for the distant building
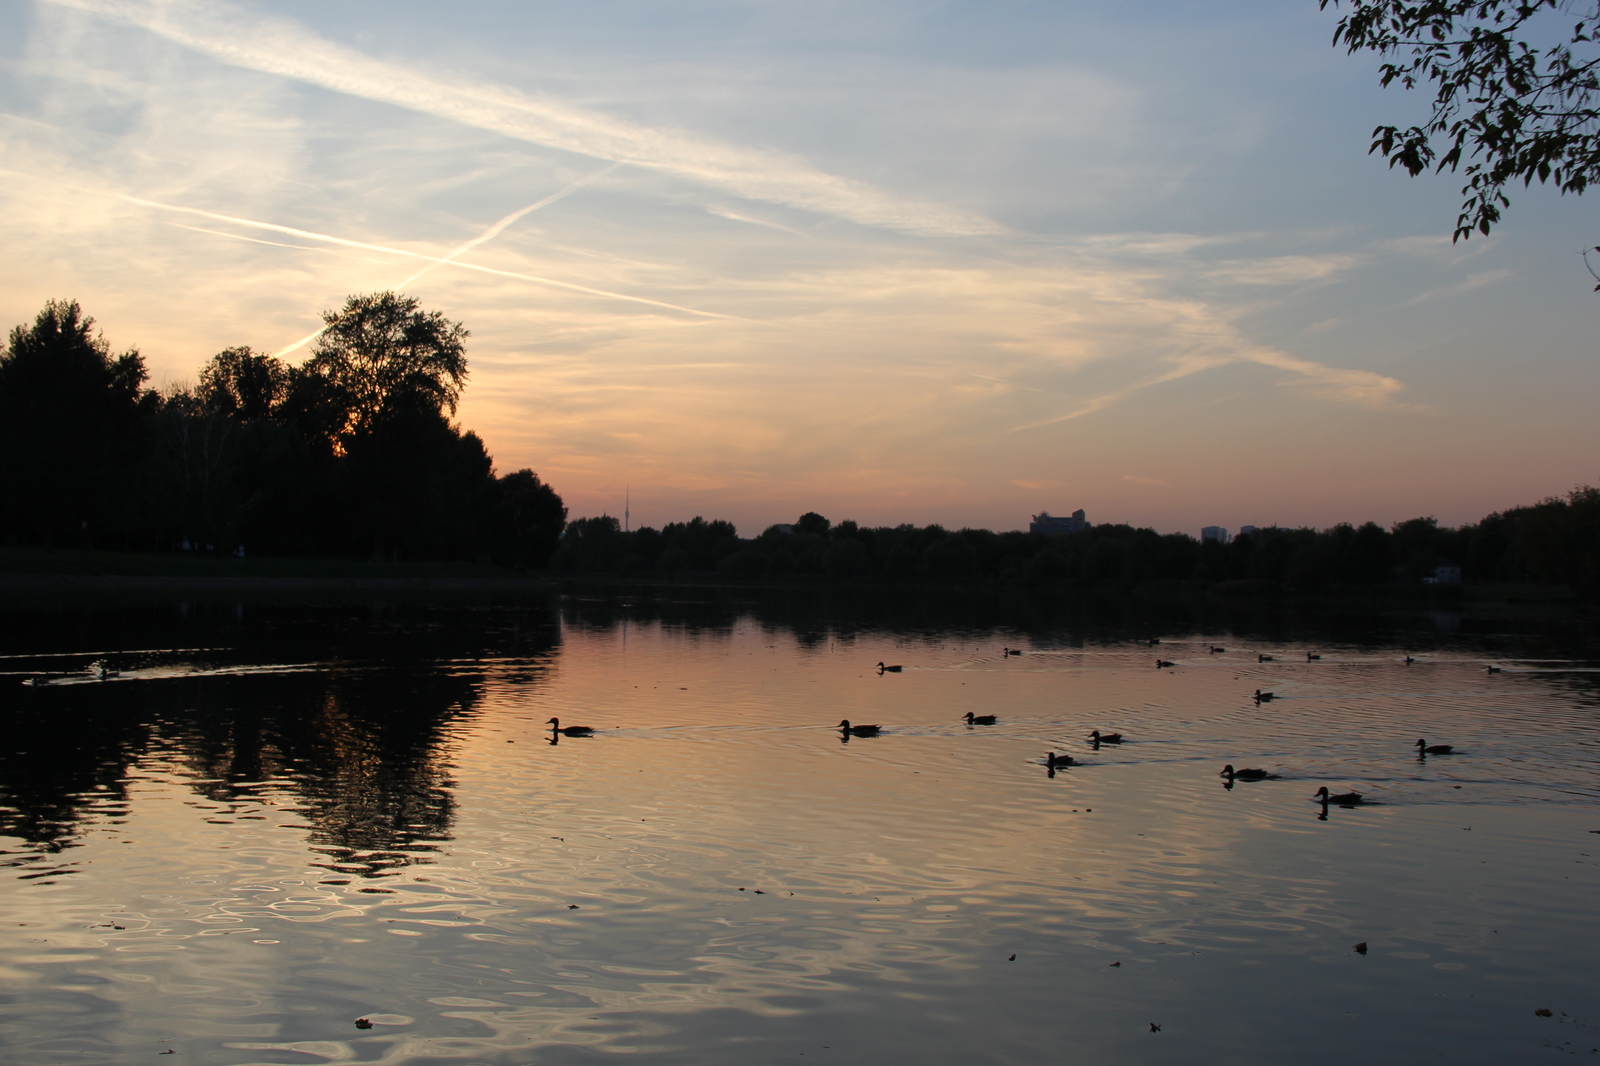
[1423,561,1462,585]
[1201,526,1230,545]
[1031,509,1088,535]
[1238,525,1258,537]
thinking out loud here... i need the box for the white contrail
[43,0,1003,238]
[394,159,625,290]
[118,193,740,323]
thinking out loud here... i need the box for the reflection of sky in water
[0,596,1597,1064]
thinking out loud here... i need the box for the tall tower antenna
[625,486,630,534]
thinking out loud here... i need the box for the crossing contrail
[44,0,1002,237]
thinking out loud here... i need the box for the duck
[1404,654,1416,664]
[876,662,903,672]
[546,717,595,736]
[1148,638,1161,646]
[1312,786,1364,805]
[838,720,881,736]
[1220,764,1278,780]
[1258,654,1275,662]
[1415,738,1454,755]
[1486,665,1502,674]
[1307,652,1322,661]
[1004,647,1023,656]
[1156,659,1175,668]
[963,712,997,725]
[1253,689,1275,701]
[1088,730,1123,744]
[1209,645,1226,654]
[1045,751,1076,767]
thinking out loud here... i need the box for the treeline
[552,497,1600,596]
[0,296,565,564]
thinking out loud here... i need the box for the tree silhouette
[1323,0,1600,245]
[0,300,149,545]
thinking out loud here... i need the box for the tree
[297,292,468,450]
[488,469,567,567]
[1322,0,1600,248]
[0,300,149,545]
[198,346,289,422]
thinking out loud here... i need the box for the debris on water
[159,1051,175,1055]
[1536,1008,1554,1017]
[1150,1023,1161,1032]
[738,887,745,891]
[354,1018,374,1029]
[754,889,765,894]
[1008,954,1016,961]
[1353,942,1368,955]
[568,905,580,909]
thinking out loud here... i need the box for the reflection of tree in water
[176,670,479,878]
[0,688,147,851]
[0,596,562,868]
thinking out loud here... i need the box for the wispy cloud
[43,0,1002,237]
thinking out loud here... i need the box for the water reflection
[0,596,562,872]
[0,588,1597,1065]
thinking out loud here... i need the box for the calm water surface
[0,590,1597,1064]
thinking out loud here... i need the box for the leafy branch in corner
[1322,0,1600,242]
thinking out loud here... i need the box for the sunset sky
[1,0,1595,537]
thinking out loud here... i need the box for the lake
[0,587,1596,1064]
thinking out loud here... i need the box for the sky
[1,0,1595,537]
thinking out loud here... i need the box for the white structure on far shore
[1239,525,1258,537]
[1201,526,1230,545]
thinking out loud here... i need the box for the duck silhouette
[1313,786,1364,805]
[1209,645,1226,654]
[547,718,595,736]
[1089,730,1123,745]
[1307,652,1322,661]
[1486,665,1502,674]
[1221,764,1278,780]
[1258,654,1275,662]
[1156,659,1175,668]
[1254,689,1275,701]
[1404,654,1416,664]
[963,712,997,725]
[876,662,903,673]
[1044,751,1076,767]
[1415,738,1454,755]
[839,720,881,737]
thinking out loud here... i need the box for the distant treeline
[0,296,566,564]
[4,297,1595,595]
[553,497,1600,597]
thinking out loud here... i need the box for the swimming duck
[546,718,595,736]
[1258,654,1275,662]
[876,662,903,672]
[1307,653,1321,661]
[1253,689,1275,701]
[1312,786,1364,805]
[1045,751,1076,767]
[1089,730,1123,744]
[1209,645,1226,654]
[1004,647,1023,656]
[1156,659,1175,668]
[963,712,997,725]
[1486,665,1502,674]
[1220,764,1278,780]
[838,720,881,736]
[1404,655,1416,664]
[1415,738,1454,755]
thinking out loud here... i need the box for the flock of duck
[551,645,1471,814]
